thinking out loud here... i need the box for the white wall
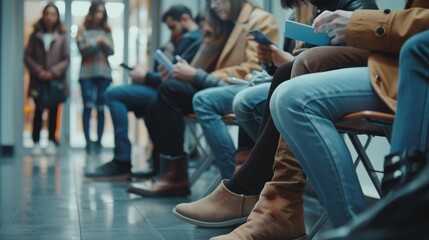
[0,0,24,148]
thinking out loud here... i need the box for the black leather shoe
[85,160,132,181]
[133,157,160,179]
[132,167,159,179]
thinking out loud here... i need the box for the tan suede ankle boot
[211,138,307,240]
[173,180,258,228]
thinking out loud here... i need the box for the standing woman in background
[77,0,114,154]
[24,3,70,156]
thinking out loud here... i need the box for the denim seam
[302,90,374,220]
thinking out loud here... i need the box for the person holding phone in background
[127,0,278,197]
[25,3,70,156]
[77,0,114,155]
[85,5,202,181]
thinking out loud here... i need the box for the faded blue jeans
[391,29,429,153]
[233,83,269,141]
[193,85,244,179]
[270,67,391,227]
[105,84,157,162]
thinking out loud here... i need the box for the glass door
[23,0,153,152]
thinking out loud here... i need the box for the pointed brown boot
[173,180,258,227]
[127,154,190,197]
[211,138,307,240]
[234,148,251,174]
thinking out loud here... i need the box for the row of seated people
[85,0,429,239]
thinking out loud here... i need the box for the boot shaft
[273,137,307,186]
[159,154,189,181]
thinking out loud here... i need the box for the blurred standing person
[25,3,70,156]
[77,0,114,154]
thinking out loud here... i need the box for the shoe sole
[127,186,190,197]
[86,174,132,181]
[172,208,247,228]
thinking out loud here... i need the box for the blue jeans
[105,84,157,162]
[193,85,244,179]
[79,77,111,145]
[233,83,269,141]
[270,67,391,227]
[391,29,429,153]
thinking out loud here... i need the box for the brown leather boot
[173,180,258,227]
[234,148,251,173]
[127,154,190,197]
[211,137,307,240]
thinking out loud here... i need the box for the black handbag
[34,80,66,109]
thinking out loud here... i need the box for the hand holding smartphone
[227,77,248,85]
[120,63,134,71]
[249,29,274,45]
[154,49,175,74]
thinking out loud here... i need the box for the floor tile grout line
[71,154,84,240]
[131,200,166,240]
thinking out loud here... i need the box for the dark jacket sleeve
[312,0,378,14]
[144,71,162,89]
[192,69,228,90]
[173,31,201,63]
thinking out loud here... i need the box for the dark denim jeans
[105,84,157,162]
[79,77,111,145]
[391,29,429,153]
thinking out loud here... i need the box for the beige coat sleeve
[346,8,429,54]
[211,10,279,80]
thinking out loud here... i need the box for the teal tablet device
[285,20,331,46]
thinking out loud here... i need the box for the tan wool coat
[346,0,429,112]
[211,3,279,81]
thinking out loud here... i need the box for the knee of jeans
[232,93,251,121]
[83,101,95,109]
[158,80,179,96]
[96,104,105,112]
[192,90,212,116]
[104,86,116,101]
[270,81,304,123]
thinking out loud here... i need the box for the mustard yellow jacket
[346,0,429,112]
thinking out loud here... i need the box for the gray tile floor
[0,150,329,240]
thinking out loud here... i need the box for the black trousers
[32,102,59,143]
[233,61,294,194]
[148,79,198,156]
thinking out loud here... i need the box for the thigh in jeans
[95,77,112,108]
[79,78,95,107]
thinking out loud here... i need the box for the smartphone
[227,77,248,85]
[249,29,274,45]
[284,20,331,46]
[154,49,175,74]
[120,63,134,71]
